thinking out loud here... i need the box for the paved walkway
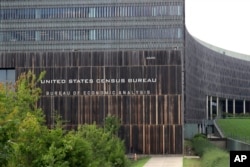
[143,156,183,167]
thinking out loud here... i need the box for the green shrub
[222,112,250,119]
[191,135,229,167]
[192,136,214,156]
[193,133,207,139]
[78,124,129,167]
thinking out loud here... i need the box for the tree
[0,82,16,166]
[0,71,45,167]
[0,71,129,167]
[104,114,121,136]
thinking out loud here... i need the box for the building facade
[185,31,250,137]
[0,0,184,154]
[2,0,250,154]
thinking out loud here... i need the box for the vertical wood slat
[178,95,181,125]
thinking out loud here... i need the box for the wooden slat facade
[0,50,183,154]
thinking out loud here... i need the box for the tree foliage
[104,114,121,136]
[78,123,128,167]
[0,71,128,167]
[0,71,45,166]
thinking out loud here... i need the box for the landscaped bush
[192,134,213,156]
[191,135,229,167]
[222,112,250,119]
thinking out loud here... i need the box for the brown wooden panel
[138,125,144,153]
[158,96,164,124]
[145,125,151,154]
[163,95,168,124]
[144,96,150,124]
[132,125,139,153]
[0,50,183,154]
[175,125,183,154]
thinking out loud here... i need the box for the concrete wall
[184,123,198,139]
[227,138,250,151]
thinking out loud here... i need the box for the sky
[185,0,250,55]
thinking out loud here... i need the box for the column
[225,99,228,113]
[216,97,219,117]
[233,99,235,115]
[202,120,205,134]
[210,96,213,120]
[206,96,209,119]
[243,100,246,114]
[198,124,201,133]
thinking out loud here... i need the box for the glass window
[152,6,157,16]
[89,8,96,18]
[106,7,110,17]
[0,4,183,20]
[115,6,119,17]
[0,69,15,85]
[111,6,115,17]
[35,9,41,19]
[119,6,123,17]
[89,30,96,40]
[0,27,182,42]
[0,32,3,42]
[75,8,80,18]
[177,28,182,38]
[140,6,144,17]
[103,7,106,18]
[177,6,183,16]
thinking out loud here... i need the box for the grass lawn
[217,119,250,143]
[183,158,201,167]
[130,157,150,167]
